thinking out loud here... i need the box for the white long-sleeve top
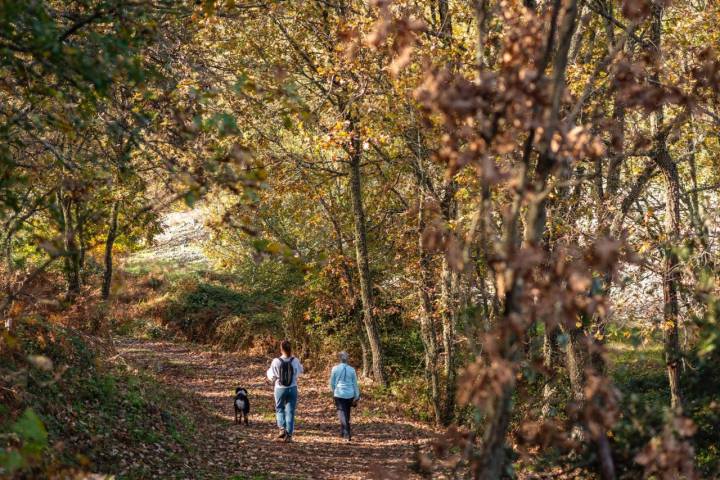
[266,355,304,388]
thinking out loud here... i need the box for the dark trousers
[334,397,353,438]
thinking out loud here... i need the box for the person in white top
[266,339,303,442]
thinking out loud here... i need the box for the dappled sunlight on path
[116,338,436,479]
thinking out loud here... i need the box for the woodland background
[1,0,720,479]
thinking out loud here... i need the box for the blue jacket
[329,363,360,400]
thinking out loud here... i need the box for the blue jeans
[274,386,298,434]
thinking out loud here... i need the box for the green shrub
[155,260,303,348]
[0,408,48,476]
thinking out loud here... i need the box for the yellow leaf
[638,242,652,254]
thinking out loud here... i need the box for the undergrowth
[113,263,295,353]
[0,318,198,479]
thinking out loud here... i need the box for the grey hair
[339,351,349,363]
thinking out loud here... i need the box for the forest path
[116,337,436,479]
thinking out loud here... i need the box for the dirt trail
[116,338,436,479]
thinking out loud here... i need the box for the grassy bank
[0,318,201,479]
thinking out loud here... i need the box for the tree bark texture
[58,189,80,296]
[439,179,458,424]
[348,145,386,386]
[651,2,683,412]
[475,0,581,477]
[102,201,120,300]
[418,191,443,425]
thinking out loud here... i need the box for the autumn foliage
[2,0,720,478]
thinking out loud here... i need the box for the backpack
[279,357,294,387]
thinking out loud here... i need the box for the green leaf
[0,449,24,473]
[698,332,717,357]
[233,73,249,92]
[184,191,197,207]
[12,408,48,447]
[251,239,269,252]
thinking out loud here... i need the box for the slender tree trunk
[592,88,626,374]
[651,3,683,412]
[686,114,710,254]
[439,180,458,424]
[438,0,452,41]
[476,260,493,333]
[357,314,371,378]
[315,188,374,379]
[474,0,489,73]
[58,190,80,297]
[568,2,589,63]
[476,352,515,480]
[440,256,457,423]
[565,326,586,402]
[541,325,559,417]
[657,154,683,411]
[607,100,625,197]
[476,1,580,477]
[418,191,442,425]
[408,141,445,423]
[2,232,14,327]
[348,144,386,386]
[352,296,371,378]
[75,202,86,282]
[2,229,13,272]
[102,201,120,300]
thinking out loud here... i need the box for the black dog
[234,387,250,425]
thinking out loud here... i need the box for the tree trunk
[348,145,386,386]
[565,326,586,402]
[58,190,80,297]
[2,229,13,272]
[541,325,559,417]
[408,143,446,423]
[568,2,589,63]
[607,100,625,197]
[474,0,489,72]
[475,380,514,480]
[357,315,371,378]
[476,0,580,476]
[651,3,683,412]
[75,203,87,282]
[438,0,452,41]
[418,191,443,425]
[657,154,683,411]
[592,87,626,374]
[315,188,374,379]
[440,255,457,423]
[102,201,120,300]
[439,180,458,424]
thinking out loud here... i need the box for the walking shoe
[284,434,293,443]
[276,429,287,440]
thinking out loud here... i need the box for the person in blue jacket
[329,351,360,441]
